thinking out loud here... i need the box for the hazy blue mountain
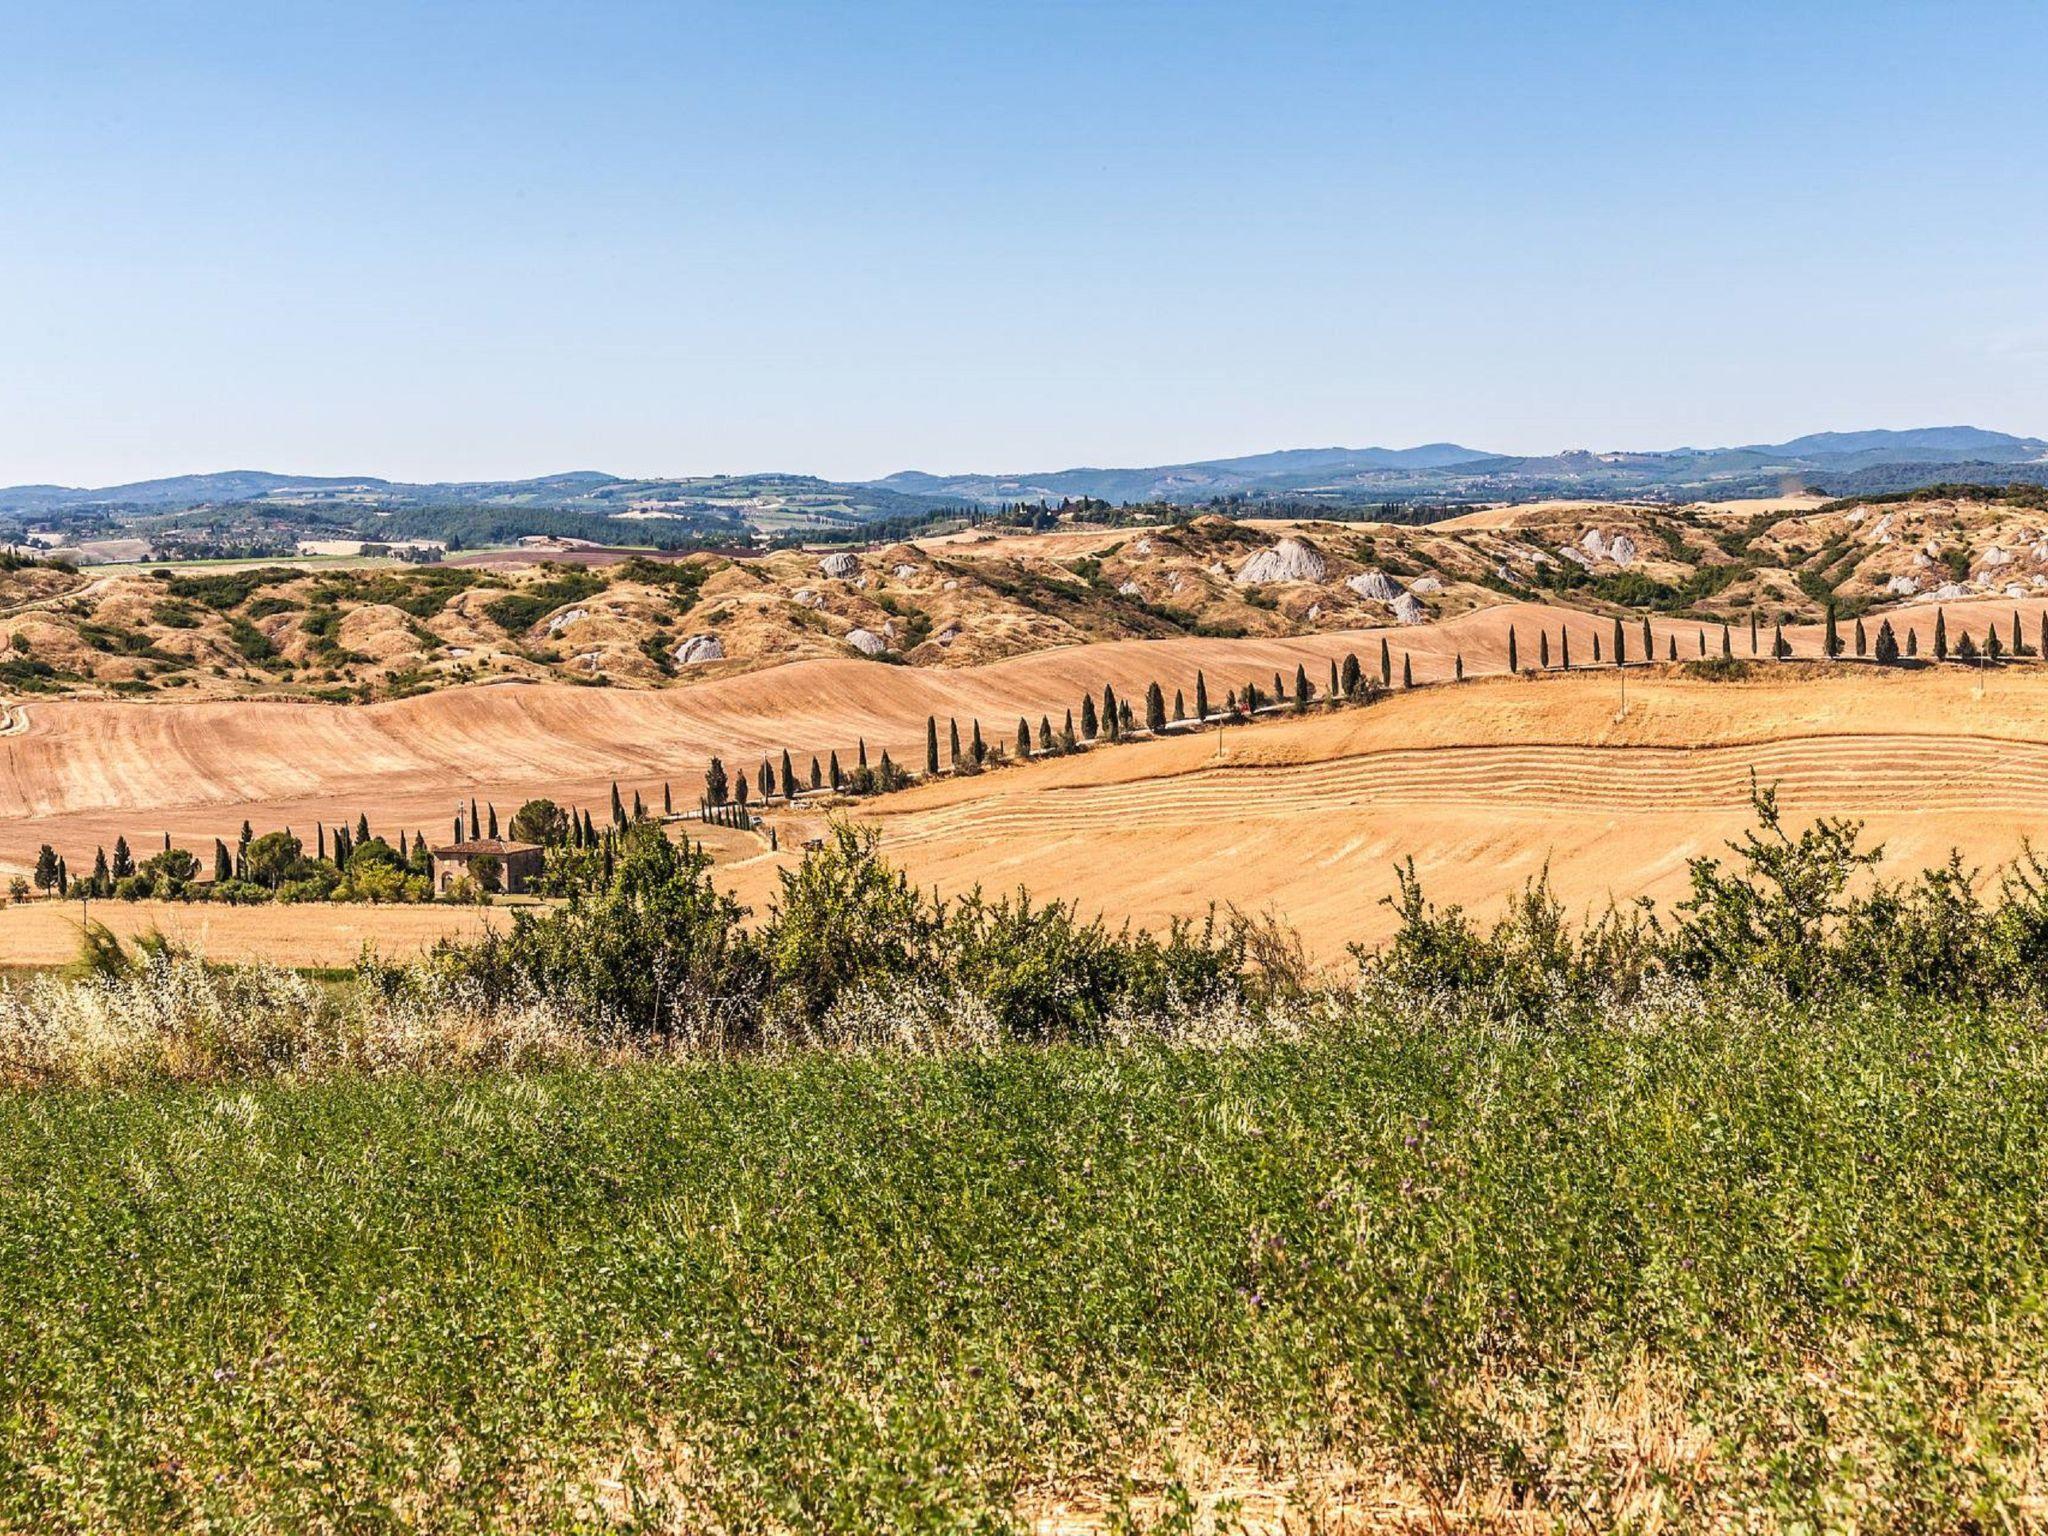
[5,428,2043,530]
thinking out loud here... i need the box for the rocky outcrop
[1409,575,1444,595]
[844,627,888,656]
[1885,574,1920,596]
[544,607,588,635]
[1391,593,1426,625]
[1233,537,1327,585]
[1580,529,1638,566]
[673,634,725,665]
[818,552,859,580]
[1346,569,1400,602]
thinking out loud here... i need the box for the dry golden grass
[712,655,2048,963]
[0,899,509,969]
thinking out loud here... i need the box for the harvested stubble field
[5,596,2048,967]
[0,898,509,970]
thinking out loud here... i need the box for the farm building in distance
[429,837,544,895]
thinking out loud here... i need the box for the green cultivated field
[6,994,2048,1532]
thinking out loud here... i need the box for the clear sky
[3,0,2044,486]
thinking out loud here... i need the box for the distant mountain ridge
[4,427,2043,526]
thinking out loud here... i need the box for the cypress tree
[946,718,960,770]
[112,836,133,879]
[1147,682,1167,731]
[1875,619,1900,664]
[469,798,480,839]
[1063,708,1076,748]
[1957,629,1980,662]
[1039,716,1054,752]
[1327,660,1339,706]
[1667,635,1677,661]
[1195,671,1210,720]
[663,782,673,816]
[1613,616,1626,667]
[830,750,844,789]
[1988,626,2005,662]
[55,859,65,897]
[1402,653,1413,688]
[2014,610,2026,657]
[213,839,231,884]
[927,716,940,776]
[1017,717,1032,757]
[1854,617,1867,657]
[1081,694,1098,739]
[1640,616,1653,658]
[1507,627,1518,674]
[610,782,625,827]
[1593,632,1602,663]
[1562,630,1572,669]
[1749,613,1758,655]
[966,721,983,765]
[1455,652,1465,681]
[317,823,327,861]
[486,804,498,838]
[1292,665,1309,711]
[1340,653,1362,698]
[1380,637,1392,687]
[1697,629,1705,657]
[1102,685,1119,741]
[735,775,749,808]
[1722,624,1732,658]
[810,757,822,790]
[781,749,796,798]
[32,844,57,893]
[1174,688,1187,721]
[705,757,728,805]
[357,812,372,845]
[758,761,772,799]
[93,847,110,895]
[1934,608,1948,661]
[335,825,352,866]
[1824,604,1840,659]
[1539,632,1550,669]
[1773,621,1788,660]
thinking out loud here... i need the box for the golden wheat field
[5,594,2047,966]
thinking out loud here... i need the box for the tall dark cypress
[1195,670,1210,721]
[1613,616,1626,667]
[1934,608,1948,661]
[1380,637,1392,687]
[1081,694,1098,739]
[1508,627,1519,674]
[1146,683,1166,732]
[1539,632,1550,669]
[926,716,940,776]
[1402,653,1413,688]
[1017,717,1032,758]
[948,717,961,770]
[1824,604,1840,659]
[1102,685,1119,742]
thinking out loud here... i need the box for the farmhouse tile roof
[432,838,543,857]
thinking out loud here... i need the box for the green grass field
[6,989,2046,1532]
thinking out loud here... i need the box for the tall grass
[3,988,2045,1531]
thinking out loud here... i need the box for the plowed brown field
[6,595,2046,967]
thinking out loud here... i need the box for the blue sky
[2,0,2044,485]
